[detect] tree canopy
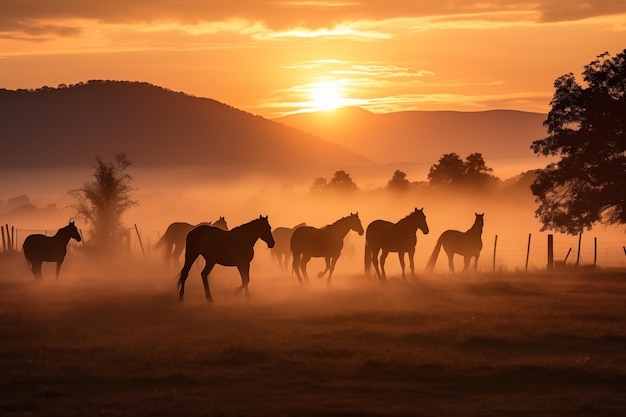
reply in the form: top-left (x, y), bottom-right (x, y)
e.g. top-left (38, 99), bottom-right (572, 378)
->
top-left (530, 50), bottom-right (626, 234)
top-left (386, 170), bottom-right (411, 193)
top-left (427, 152), bottom-right (498, 189)
top-left (311, 170), bottom-right (358, 193)
top-left (69, 153), bottom-right (137, 251)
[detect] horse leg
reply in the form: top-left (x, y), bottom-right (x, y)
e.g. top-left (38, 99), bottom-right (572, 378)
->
top-left (55, 260), bottom-right (63, 280)
top-left (462, 256), bottom-right (471, 273)
top-left (326, 256), bottom-right (339, 285)
top-left (31, 261), bottom-right (43, 280)
top-left (397, 251), bottom-right (406, 281)
top-left (283, 251), bottom-right (291, 273)
top-left (371, 248), bottom-right (383, 281)
top-left (178, 251), bottom-right (199, 302)
top-left (408, 248), bottom-right (416, 280)
top-left (300, 255), bottom-right (312, 282)
top-left (380, 251), bottom-right (389, 281)
top-left (473, 254), bottom-right (480, 273)
top-left (445, 249), bottom-right (455, 273)
top-left (173, 244), bottom-right (186, 268)
top-left (235, 263), bottom-right (251, 299)
top-left (317, 257), bottom-right (331, 279)
top-left (200, 261), bottom-right (215, 303)
top-left (292, 253), bottom-right (304, 283)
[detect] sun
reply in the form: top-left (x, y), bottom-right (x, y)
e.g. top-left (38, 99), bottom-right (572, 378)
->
top-left (307, 80), bottom-right (347, 112)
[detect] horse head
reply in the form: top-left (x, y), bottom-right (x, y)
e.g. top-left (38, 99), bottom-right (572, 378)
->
top-left (474, 213), bottom-right (485, 231)
top-left (66, 221), bottom-right (82, 242)
top-left (349, 212), bottom-right (365, 236)
top-left (413, 207), bottom-right (429, 235)
top-left (213, 216), bottom-right (229, 231)
top-left (258, 215), bottom-right (275, 248)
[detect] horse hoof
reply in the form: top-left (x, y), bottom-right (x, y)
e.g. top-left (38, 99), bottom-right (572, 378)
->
top-left (234, 286), bottom-right (243, 295)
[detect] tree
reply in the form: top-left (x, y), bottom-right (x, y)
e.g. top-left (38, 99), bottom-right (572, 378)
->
top-left (310, 177), bottom-right (328, 193)
top-left (386, 169), bottom-right (410, 193)
top-left (69, 153), bottom-right (137, 251)
top-left (311, 170), bottom-right (358, 193)
top-left (530, 50), bottom-right (626, 234)
top-left (427, 152), bottom-right (497, 188)
top-left (328, 170), bottom-right (358, 192)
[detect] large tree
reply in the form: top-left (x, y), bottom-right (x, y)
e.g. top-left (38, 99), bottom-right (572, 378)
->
top-left (530, 50), bottom-right (626, 234)
top-left (427, 152), bottom-right (497, 189)
top-left (69, 153), bottom-right (137, 251)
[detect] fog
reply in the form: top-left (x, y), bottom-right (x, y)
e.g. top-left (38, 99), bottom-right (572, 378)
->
top-left (2, 165), bottom-right (623, 289)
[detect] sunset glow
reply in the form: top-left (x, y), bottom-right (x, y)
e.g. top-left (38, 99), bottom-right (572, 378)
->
top-left (1, 1), bottom-right (625, 117)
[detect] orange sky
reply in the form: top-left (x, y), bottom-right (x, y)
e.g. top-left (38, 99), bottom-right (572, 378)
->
top-left (1, 1), bottom-right (625, 118)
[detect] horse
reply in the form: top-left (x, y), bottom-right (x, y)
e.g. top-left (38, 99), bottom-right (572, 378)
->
top-left (177, 215), bottom-right (275, 303)
top-left (155, 217), bottom-right (228, 266)
top-left (425, 213), bottom-right (484, 274)
top-left (271, 223), bottom-right (306, 272)
top-left (22, 221), bottom-right (82, 280)
top-left (290, 213), bottom-right (364, 284)
top-left (365, 207), bottom-right (429, 282)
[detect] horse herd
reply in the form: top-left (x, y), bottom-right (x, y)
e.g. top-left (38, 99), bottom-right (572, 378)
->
top-left (20, 210), bottom-right (484, 303)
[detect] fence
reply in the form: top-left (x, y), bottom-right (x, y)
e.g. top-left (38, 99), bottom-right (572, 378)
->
top-left (2, 223), bottom-right (625, 271)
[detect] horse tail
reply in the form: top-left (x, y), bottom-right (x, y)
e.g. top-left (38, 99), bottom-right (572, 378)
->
top-left (425, 234), bottom-right (444, 274)
top-left (364, 241), bottom-right (372, 276)
top-left (154, 233), bottom-right (167, 248)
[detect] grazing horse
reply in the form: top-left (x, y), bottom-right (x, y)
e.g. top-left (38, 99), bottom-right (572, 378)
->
top-left (425, 213), bottom-right (484, 274)
top-left (155, 217), bottom-right (228, 266)
top-left (365, 208), bottom-right (429, 281)
top-left (290, 213), bottom-right (364, 284)
top-left (22, 221), bottom-right (82, 279)
top-left (177, 216), bottom-right (275, 303)
top-left (271, 223), bottom-right (306, 272)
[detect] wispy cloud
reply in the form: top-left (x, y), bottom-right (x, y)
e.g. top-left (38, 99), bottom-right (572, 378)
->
top-left (2, 1), bottom-right (625, 42)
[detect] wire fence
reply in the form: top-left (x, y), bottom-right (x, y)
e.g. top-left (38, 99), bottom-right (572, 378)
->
top-left (3, 223), bottom-right (625, 271)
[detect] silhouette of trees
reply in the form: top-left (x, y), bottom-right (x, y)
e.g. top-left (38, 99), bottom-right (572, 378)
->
top-left (386, 169), bottom-right (410, 193)
top-left (427, 152), bottom-right (498, 189)
top-left (531, 50), bottom-right (626, 233)
top-left (69, 153), bottom-right (137, 251)
top-left (310, 170), bottom-right (358, 193)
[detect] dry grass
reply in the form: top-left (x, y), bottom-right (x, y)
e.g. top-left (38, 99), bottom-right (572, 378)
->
top-left (1, 252), bottom-right (625, 416)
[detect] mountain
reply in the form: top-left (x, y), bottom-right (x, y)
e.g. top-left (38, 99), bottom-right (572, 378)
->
top-left (0, 81), bottom-right (369, 171)
top-left (276, 107), bottom-right (548, 165)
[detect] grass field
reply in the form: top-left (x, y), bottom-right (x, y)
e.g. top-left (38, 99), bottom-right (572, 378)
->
top-left (1, 251), bottom-right (625, 416)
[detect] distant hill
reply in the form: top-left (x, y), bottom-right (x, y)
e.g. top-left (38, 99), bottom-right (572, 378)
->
top-left (0, 81), bottom-right (369, 171)
top-left (276, 107), bottom-right (548, 165)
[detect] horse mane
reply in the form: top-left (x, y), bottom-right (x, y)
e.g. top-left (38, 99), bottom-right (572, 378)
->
top-left (231, 216), bottom-right (267, 232)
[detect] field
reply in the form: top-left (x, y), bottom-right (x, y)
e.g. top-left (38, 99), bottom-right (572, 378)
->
top-left (1, 251), bottom-right (625, 417)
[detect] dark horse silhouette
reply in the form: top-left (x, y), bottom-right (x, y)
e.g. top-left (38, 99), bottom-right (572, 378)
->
top-left (177, 216), bottom-right (275, 303)
top-left (271, 223), bottom-right (306, 272)
top-left (22, 221), bottom-right (82, 279)
top-left (425, 213), bottom-right (484, 274)
top-left (365, 207), bottom-right (429, 281)
top-left (155, 217), bottom-right (228, 266)
top-left (290, 213), bottom-right (364, 284)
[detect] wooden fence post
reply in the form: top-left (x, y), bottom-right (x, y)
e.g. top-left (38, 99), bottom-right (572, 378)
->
top-left (547, 234), bottom-right (554, 270)
top-left (576, 232), bottom-right (582, 266)
top-left (525, 234), bottom-right (531, 272)
top-left (492, 235), bottom-right (498, 273)
top-left (134, 224), bottom-right (145, 257)
top-left (5, 224), bottom-right (11, 251)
